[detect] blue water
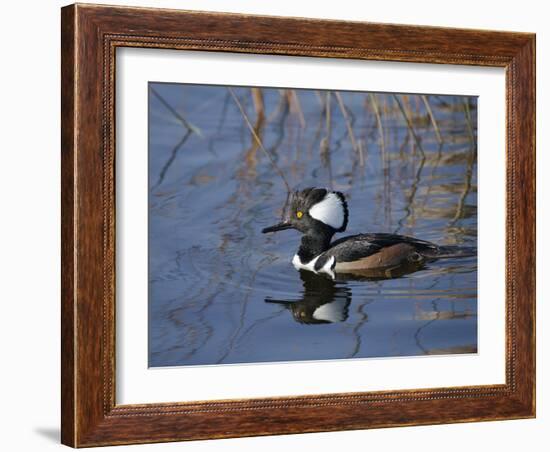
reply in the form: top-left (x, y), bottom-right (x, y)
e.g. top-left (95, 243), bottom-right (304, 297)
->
top-left (148, 83), bottom-right (477, 367)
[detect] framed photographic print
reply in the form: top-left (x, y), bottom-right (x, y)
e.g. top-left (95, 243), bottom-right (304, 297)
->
top-left (61, 3), bottom-right (536, 447)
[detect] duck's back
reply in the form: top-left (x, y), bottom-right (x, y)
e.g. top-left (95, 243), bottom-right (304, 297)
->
top-left (316, 233), bottom-right (440, 272)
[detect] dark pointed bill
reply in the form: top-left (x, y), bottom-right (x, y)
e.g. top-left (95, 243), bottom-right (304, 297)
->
top-left (262, 222), bottom-right (294, 233)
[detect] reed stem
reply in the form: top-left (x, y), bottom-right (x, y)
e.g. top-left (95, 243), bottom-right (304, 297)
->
top-left (421, 95), bottom-right (443, 145)
top-left (335, 92), bottom-right (364, 166)
top-left (228, 88), bottom-right (291, 193)
top-left (393, 94), bottom-right (424, 156)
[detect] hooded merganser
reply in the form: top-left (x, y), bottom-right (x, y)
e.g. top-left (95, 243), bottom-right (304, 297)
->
top-left (262, 187), bottom-right (475, 279)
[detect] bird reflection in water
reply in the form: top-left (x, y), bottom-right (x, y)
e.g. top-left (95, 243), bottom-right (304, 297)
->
top-left (266, 261), bottom-right (425, 325)
top-left (266, 270), bottom-right (352, 324)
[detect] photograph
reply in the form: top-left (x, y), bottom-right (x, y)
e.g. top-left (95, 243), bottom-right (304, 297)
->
top-left (147, 83), bottom-right (478, 367)
top-left (52, 1), bottom-right (536, 448)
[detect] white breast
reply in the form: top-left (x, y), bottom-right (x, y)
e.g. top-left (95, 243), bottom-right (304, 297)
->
top-left (292, 254), bottom-right (319, 271)
top-left (292, 254), bottom-right (335, 279)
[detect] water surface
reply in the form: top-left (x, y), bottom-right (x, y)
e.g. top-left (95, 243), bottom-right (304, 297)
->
top-left (148, 84), bottom-right (478, 367)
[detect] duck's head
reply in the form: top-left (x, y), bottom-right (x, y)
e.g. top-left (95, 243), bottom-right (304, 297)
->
top-left (262, 187), bottom-right (349, 236)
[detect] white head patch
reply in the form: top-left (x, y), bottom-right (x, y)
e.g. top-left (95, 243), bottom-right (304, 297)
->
top-left (309, 192), bottom-right (347, 230)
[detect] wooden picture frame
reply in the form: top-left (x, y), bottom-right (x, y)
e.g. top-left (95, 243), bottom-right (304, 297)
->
top-left (61, 3), bottom-right (535, 447)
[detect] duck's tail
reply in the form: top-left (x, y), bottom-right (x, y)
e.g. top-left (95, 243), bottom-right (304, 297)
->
top-left (422, 245), bottom-right (477, 259)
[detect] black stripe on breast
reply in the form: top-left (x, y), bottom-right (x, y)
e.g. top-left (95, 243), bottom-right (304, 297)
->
top-left (313, 254), bottom-right (336, 272)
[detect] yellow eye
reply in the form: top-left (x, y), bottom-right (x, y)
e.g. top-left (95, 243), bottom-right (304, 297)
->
top-left (296, 211), bottom-right (303, 219)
